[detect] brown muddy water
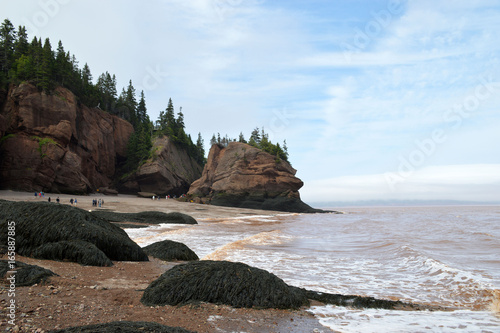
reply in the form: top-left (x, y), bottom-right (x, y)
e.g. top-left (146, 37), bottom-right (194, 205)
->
top-left (127, 206), bottom-right (500, 332)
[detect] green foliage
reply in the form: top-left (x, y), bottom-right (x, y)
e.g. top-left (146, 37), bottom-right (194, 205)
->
top-left (30, 136), bottom-right (56, 158)
top-left (211, 127), bottom-right (290, 163)
top-left (155, 99), bottom-right (206, 166)
top-left (1, 18), bottom-right (206, 175)
top-left (0, 133), bottom-right (15, 145)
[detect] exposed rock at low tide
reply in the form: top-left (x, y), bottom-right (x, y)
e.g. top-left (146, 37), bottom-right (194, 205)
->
top-left (0, 260), bottom-right (56, 286)
top-left (142, 240), bottom-right (199, 262)
top-left (141, 260), bottom-right (309, 309)
top-left (188, 142), bottom-right (325, 213)
top-left (0, 200), bottom-right (148, 266)
top-left (49, 321), bottom-right (196, 333)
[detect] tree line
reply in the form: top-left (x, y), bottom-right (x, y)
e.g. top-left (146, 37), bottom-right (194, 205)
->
top-left (210, 127), bottom-right (289, 163)
top-left (0, 18), bottom-right (205, 173)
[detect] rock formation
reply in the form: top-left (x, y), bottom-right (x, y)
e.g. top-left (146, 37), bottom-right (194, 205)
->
top-left (142, 240), bottom-right (199, 262)
top-left (0, 83), bottom-right (133, 193)
top-left (118, 136), bottom-right (203, 196)
top-left (188, 142), bottom-right (322, 213)
top-left (0, 260), bottom-right (57, 287)
top-left (0, 200), bottom-right (149, 265)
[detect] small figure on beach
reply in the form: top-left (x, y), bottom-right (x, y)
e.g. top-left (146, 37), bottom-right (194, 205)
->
top-left (70, 198), bottom-right (74, 205)
top-left (48, 197), bottom-right (51, 202)
top-left (56, 197), bottom-right (60, 203)
top-left (74, 198), bottom-right (77, 206)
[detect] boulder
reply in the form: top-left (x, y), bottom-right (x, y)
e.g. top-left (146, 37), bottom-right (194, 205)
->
top-left (0, 260), bottom-right (56, 287)
top-left (142, 240), bottom-right (199, 261)
top-left (0, 83), bottom-right (133, 193)
top-left (0, 200), bottom-right (148, 265)
top-left (188, 142), bottom-right (323, 213)
top-left (91, 211), bottom-right (198, 225)
top-left (119, 136), bottom-right (203, 196)
top-left (49, 321), bottom-right (195, 333)
top-left (32, 240), bottom-right (113, 267)
top-left (140, 260), bottom-right (431, 311)
top-left (140, 260), bottom-right (309, 309)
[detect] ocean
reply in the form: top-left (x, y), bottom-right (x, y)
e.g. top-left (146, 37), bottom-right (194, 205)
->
top-left (125, 205), bottom-right (500, 332)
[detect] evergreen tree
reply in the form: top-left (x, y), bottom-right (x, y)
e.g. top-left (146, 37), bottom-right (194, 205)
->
top-left (0, 19), bottom-right (16, 76)
top-left (210, 134), bottom-right (217, 146)
top-left (196, 132), bottom-right (205, 164)
top-left (249, 127), bottom-right (260, 147)
top-left (14, 25), bottom-right (28, 58)
top-left (137, 90), bottom-right (147, 123)
top-left (37, 38), bottom-right (53, 92)
top-left (238, 132), bottom-right (246, 143)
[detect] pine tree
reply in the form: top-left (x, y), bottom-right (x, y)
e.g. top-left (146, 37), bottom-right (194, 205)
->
top-left (14, 25), bottom-right (28, 58)
top-left (196, 132), bottom-right (205, 164)
top-left (249, 127), bottom-right (260, 147)
top-left (238, 132), bottom-right (246, 143)
top-left (37, 38), bottom-right (53, 92)
top-left (137, 90), bottom-right (147, 123)
top-left (0, 19), bottom-right (16, 76)
top-left (210, 134), bottom-right (217, 146)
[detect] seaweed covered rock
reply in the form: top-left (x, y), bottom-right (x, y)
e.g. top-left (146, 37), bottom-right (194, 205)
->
top-left (32, 240), bottom-right (113, 267)
top-left (141, 260), bottom-right (308, 309)
top-left (143, 240), bottom-right (199, 262)
top-left (91, 211), bottom-right (197, 225)
top-left (0, 200), bottom-right (148, 265)
top-left (49, 321), bottom-right (195, 333)
top-left (0, 260), bottom-right (56, 286)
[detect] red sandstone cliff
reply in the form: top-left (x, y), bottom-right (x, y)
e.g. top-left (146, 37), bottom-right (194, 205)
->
top-left (188, 142), bottom-right (321, 213)
top-left (0, 83), bottom-right (133, 193)
top-left (118, 136), bottom-right (203, 196)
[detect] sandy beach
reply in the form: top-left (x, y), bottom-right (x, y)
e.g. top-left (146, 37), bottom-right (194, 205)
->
top-left (0, 190), bottom-right (329, 332)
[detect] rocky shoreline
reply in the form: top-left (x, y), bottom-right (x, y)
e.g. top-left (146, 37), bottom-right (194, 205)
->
top-left (0, 191), bottom-right (438, 332)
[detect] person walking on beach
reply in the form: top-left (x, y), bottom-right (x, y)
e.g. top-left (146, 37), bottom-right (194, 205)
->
top-left (74, 198), bottom-right (77, 206)
top-left (48, 197), bottom-right (51, 202)
top-left (70, 198), bottom-right (74, 205)
top-left (56, 197), bottom-right (60, 203)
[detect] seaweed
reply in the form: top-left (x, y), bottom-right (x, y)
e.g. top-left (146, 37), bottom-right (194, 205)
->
top-left (141, 260), bottom-right (309, 309)
top-left (0, 200), bottom-right (148, 264)
top-left (32, 240), bottom-right (113, 267)
top-left (143, 240), bottom-right (199, 262)
top-left (48, 321), bottom-right (196, 333)
top-left (91, 211), bottom-right (198, 225)
top-left (0, 260), bottom-right (56, 287)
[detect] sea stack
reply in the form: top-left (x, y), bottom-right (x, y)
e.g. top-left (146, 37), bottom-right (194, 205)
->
top-left (188, 142), bottom-right (322, 213)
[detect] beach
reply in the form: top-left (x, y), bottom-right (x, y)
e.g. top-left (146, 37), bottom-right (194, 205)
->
top-left (0, 191), bottom-right (328, 332)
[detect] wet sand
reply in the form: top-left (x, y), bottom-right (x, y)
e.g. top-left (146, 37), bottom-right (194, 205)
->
top-left (0, 190), bottom-right (330, 332)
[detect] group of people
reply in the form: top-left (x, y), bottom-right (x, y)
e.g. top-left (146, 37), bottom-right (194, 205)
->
top-left (69, 198), bottom-right (78, 205)
top-left (92, 198), bottom-right (104, 207)
top-left (153, 194), bottom-right (186, 200)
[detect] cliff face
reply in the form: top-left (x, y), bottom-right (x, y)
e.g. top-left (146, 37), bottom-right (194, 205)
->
top-left (118, 136), bottom-right (203, 196)
top-left (0, 83), bottom-right (133, 193)
top-left (188, 142), bottom-right (320, 213)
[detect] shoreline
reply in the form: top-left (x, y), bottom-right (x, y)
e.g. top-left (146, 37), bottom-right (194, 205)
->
top-left (0, 190), bottom-right (291, 220)
top-left (0, 190), bottom-right (330, 332)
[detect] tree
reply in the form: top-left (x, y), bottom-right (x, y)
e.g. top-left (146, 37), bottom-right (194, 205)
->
top-left (14, 25), bottom-right (28, 58)
top-left (137, 90), bottom-right (147, 123)
top-left (238, 132), bottom-right (246, 143)
top-left (0, 19), bottom-right (16, 76)
top-left (210, 134), bottom-right (217, 146)
top-left (37, 38), bottom-right (53, 92)
top-left (196, 132), bottom-right (205, 163)
top-left (249, 127), bottom-right (260, 147)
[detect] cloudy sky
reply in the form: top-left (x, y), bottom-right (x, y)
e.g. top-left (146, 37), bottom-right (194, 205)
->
top-left (3, 0), bottom-right (500, 204)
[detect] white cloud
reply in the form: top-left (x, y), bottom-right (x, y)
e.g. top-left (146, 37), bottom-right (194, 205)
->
top-left (301, 164), bottom-right (500, 203)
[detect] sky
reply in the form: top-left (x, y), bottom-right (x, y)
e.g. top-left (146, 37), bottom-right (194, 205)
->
top-left (2, 0), bottom-right (500, 204)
